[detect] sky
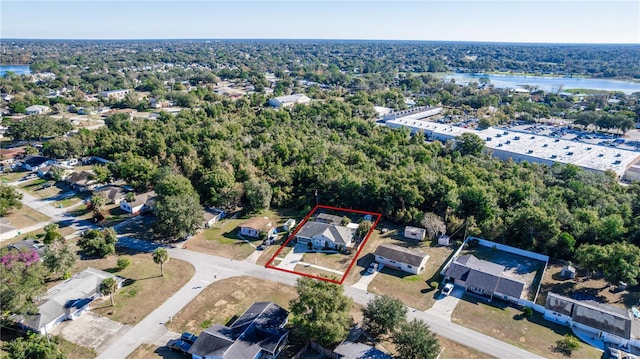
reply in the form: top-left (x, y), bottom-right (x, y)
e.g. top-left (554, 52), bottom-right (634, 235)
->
top-left (1, 1), bottom-right (639, 44)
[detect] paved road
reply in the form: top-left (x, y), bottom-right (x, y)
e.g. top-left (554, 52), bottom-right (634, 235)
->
top-left (2, 187), bottom-right (95, 241)
top-left (98, 239), bottom-right (546, 359)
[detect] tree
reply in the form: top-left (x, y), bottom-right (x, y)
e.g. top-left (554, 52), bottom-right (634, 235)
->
top-left (289, 277), bottom-right (353, 345)
top-left (77, 229), bottom-right (116, 257)
top-left (42, 242), bottom-right (76, 279)
top-left (117, 256), bottom-right (131, 270)
top-left (455, 133), bottom-right (485, 156)
top-left (555, 334), bottom-right (580, 356)
top-left (244, 178), bottom-right (272, 212)
top-left (90, 194), bottom-right (106, 222)
top-left (421, 212), bottom-right (446, 241)
top-left (362, 295), bottom-right (407, 339)
top-left (0, 248), bottom-right (46, 319)
top-left (100, 277), bottom-right (118, 306)
top-left (153, 247), bottom-right (169, 277)
top-left (0, 184), bottom-right (23, 216)
top-left (392, 319), bottom-right (440, 359)
top-left (154, 193), bottom-right (203, 240)
top-left (2, 335), bottom-right (66, 359)
top-left (43, 223), bottom-right (62, 245)
top-left (356, 220), bottom-right (373, 240)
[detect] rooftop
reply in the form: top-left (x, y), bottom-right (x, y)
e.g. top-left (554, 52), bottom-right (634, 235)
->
top-left (384, 120), bottom-right (640, 177)
top-left (374, 243), bottom-right (428, 267)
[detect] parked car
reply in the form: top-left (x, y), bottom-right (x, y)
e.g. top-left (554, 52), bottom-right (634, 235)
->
top-left (442, 283), bottom-right (455, 296)
top-left (367, 262), bottom-right (379, 274)
top-left (167, 339), bottom-right (191, 353)
top-left (180, 332), bottom-right (198, 344)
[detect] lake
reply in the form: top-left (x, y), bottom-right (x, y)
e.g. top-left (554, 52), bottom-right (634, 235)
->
top-left (443, 73), bottom-right (640, 95)
top-left (0, 65), bottom-right (31, 76)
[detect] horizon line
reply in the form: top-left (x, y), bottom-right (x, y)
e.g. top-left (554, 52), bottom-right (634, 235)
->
top-left (1, 37), bottom-right (639, 46)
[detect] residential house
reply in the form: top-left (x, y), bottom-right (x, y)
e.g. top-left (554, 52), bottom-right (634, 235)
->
top-left (315, 213), bottom-right (346, 226)
top-left (119, 191), bottom-right (156, 215)
top-left (373, 243), bottom-right (429, 275)
top-left (7, 238), bottom-right (46, 259)
top-left (268, 94), bottom-right (311, 108)
top-left (38, 164), bottom-right (70, 179)
top-left (98, 89), bottom-right (131, 100)
top-left (333, 340), bottom-right (392, 359)
top-left (544, 293), bottom-right (640, 350)
top-left (22, 156), bottom-right (53, 171)
top-left (188, 301), bottom-right (289, 359)
top-left (239, 217), bottom-right (276, 238)
top-left (92, 185), bottom-right (127, 204)
top-left (444, 255), bottom-right (526, 303)
top-left (202, 208), bottom-right (225, 228)
top-left (0, 147), bottom-right (25, 166)
top-left (25, 105), bottom-right (50, 115)
top-left (404, 226), bottom-right (427, 241)
top-left (295, 221), bottom-right (356, 250)
top-left (14, 267), bottom-right (124, 335)
top-left (66, 170), bottom-right (98, 192)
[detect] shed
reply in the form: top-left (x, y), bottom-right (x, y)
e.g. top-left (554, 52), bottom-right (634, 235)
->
top-left (437, 235), bottom-right (450, 246)
top-left (560, 264), bottom-right (576, 279)
top-left (404, 226), bottom-right (426, 241)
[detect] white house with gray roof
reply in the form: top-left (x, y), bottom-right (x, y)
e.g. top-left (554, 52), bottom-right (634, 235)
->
top-left (444, 254), bottom-right (526, 303)
top-left (295, 221), bottom-right (355, 250)
top-left (544, 292), bottom-right (640, 351)
top-left (373, 243), bottom-right (429, 275)
top-left (14, 267), bottom-right (124, 335)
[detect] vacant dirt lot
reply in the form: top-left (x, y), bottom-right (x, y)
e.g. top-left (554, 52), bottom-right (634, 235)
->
top-left (2, 204), bottom-right (49, 229)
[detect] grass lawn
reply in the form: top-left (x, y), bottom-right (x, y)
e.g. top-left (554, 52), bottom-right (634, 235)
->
top-left (2, 204), bottom-right (50, 229)
top-left (126, 344), bottom-right (186, 359)
top-left (293, 264), bottom-right (342, 281)
top-left (188, 223), bottom-right (256, 260)
top-left (302, 251), bottom-right (353, 272)
top-left (438, 336), bottom-right (496, 359)
top-left (345, 222), bottom-right (454, 311)
top-left (69, 249), bottom-right (195, 325)
top-left (167, 276), bottom-right (299, 334)
top-left (0, 169), bottom-right (29, 183)
top-left (58, 337), bottom-right (97, 359)
top-left (452, 296), bottom-right (602, 359)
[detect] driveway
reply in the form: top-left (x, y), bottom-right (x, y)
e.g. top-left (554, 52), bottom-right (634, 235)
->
top-left (276, 242), bottom-right (307, 271)
top-left (351, 264), bottom-right (383, 291)
top-left (50, 311), bottom-right (132, 354)
top-left (426, 286), bottom-right (465, 321)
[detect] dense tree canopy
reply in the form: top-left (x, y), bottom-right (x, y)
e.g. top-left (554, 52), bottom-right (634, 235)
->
top-left (289, 277), bottom-right (353, 345)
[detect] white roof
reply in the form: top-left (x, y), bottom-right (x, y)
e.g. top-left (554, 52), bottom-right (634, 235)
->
top-left (26, 105), bottom-right (50, 112)
top-left (272, 94), bottom-right (308, 104)
top-left (385, 119), bottom-right (640, 178)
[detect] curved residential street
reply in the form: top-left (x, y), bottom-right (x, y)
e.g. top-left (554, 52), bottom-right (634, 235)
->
top-left (97, 239), bottom-right (546, 359)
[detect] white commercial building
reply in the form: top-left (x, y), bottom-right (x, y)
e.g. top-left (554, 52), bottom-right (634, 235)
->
top-left (268, 94), bottom-right (311, 108)
top-left (385, 118), bottom-right (640, 179)
top-left (98, 89), bottom-right (131, 100)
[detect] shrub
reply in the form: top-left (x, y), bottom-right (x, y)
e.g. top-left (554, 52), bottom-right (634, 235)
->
top-left (429, 281), bottom-right (439, 290)
top-left (522, 307), bottom-right (534, 317)
top-left (555, 334), bottom-right (580, 356)
top-left (117, 256), bottom-right (131, 270)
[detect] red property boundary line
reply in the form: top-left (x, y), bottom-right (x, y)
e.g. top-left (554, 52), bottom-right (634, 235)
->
top-left (265, 205), bottom-right (382, 285)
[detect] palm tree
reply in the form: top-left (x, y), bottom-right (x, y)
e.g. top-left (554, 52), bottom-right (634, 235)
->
top-left (153, 247), bottom-right (169, 277)
top-left (125, 192), bottom-right (136, 204)
top-left (100, 277), bottom-right (118, 306)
